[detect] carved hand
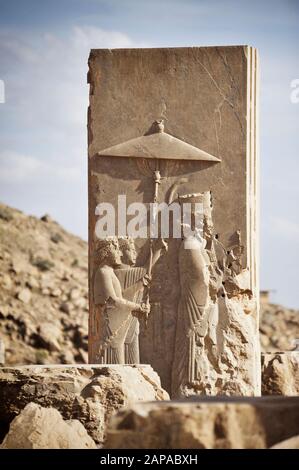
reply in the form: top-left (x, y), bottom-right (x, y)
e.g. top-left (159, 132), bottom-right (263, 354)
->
top-left (140, 302), bottom-right (151, 315)
top-left (132, 302), bottom-right (151, 319)
top-left (143, 273), bottom-right (152, 286)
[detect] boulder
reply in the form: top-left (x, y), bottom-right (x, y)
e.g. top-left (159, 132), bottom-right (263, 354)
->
top-left (105, 397), bottom-right (299, 449)
top-left (34, 322), bottom-right (62, 352)
top-left (0, 365), bottom-right (169, 445)
top-left (17, 288), bottom-right (32, 304)
top-left (262, 352), bottom-right (299, 395)
top-left (1, 402), bottom-right (96, 449)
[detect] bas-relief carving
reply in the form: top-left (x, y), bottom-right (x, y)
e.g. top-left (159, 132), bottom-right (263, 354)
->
top-left (172, 192), bottom-right (214, 397)
top-left (171, 192), bottom-right (258, 397)
top-left (114, 237), bottom-right (144, 364)
top-left (92, 236), bottom-right (167, 364)
top-left (92, 237), bottom-right (148, 364)
top-left (98, 120), bottom-right (221, 163)
top-left (115, 237), bottom-right (167, 363)
top-left (90, 120), bottom-right (258, 397)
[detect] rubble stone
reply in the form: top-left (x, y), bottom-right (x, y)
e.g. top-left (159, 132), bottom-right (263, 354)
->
top-left (0, 402), bottom-right (97, 449)
top-left (105, 397), bottom-right (299, 449)
top-left (0, 365), bottom-right (169, 445)
top-left (17, 288), bottom-right (32, 304)
top-left (262, 352), bottom-right (299, 395)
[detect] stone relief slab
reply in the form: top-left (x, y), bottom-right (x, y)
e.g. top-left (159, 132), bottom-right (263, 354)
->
top-left (88, 46), bottom-right (260, 397)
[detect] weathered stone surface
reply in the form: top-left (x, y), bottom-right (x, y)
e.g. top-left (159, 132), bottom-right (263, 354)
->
top-left (0, 402), bottom-right (96, 449)
top-left (0, 365), bottom-right (169, 445)
top-left (35, 322), bottom-right (63, 352)
top-left (105, 397), bottom-right (299, 449)
top-left (17, 288), bottom-right (32, 304)
top-left (88, 46), bottom-right (260, 397)
top-left (271, 435), bottom-right (299, 449)
top-left (262, 352), bottom-right (299, 396)
top-left (1, 201), bottom-right (297, 384)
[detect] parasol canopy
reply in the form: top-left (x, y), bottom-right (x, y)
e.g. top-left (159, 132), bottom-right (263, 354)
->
top-left (97, 122), bottom-right (221, 162)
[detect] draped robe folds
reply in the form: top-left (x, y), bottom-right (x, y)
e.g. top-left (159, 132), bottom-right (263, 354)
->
top-left (114, 266), bottom-right (147, 364)
top-left (93, 266), bottom-right (130, 364)
top-left (93, 265), bottom-right (147, 364)
top-left (171, 239), bottom-right (211, 397)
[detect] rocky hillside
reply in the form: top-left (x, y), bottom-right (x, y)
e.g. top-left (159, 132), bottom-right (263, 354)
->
top-left (260, 302), bottom-right (299, 352)
top-left (0, 203), bottom-right (88, 365)
top-left (0, 202), bottom-right (298, 365)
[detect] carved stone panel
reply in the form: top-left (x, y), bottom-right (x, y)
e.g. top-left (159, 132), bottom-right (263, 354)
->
top-left (88, 46), bottom-right (260, 397)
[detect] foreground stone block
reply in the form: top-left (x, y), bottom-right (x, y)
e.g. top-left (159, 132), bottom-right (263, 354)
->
top-left (88, 46), bottom-right (260, 397)
top-left (262, 352), bottom-right (299, 395)
top-left (0, 365), bottom-right (169, 445)
top-left (105, 397), bottom-right (299, 449)
top-left (271, 435), bottom-right (299, 449)
top-left (1, 402), bottom-right (96, 449)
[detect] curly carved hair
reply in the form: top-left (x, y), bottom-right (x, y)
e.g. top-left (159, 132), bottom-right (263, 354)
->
top-left (118, 236), bottom-right (135, 252)
top-left (94, 237), bottom-right (119, 266)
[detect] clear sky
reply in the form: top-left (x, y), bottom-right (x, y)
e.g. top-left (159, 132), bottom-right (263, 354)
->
top-left (0, 0), bottom-right (298, 308)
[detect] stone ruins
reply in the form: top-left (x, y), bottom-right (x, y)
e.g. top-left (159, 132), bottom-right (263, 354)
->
top-left (88, 46), bottom-right (260, 398)
top-left (1, 46), bottom-right (299, 450)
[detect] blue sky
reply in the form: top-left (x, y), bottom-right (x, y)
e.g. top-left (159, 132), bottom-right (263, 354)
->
top-left (0, 0), bottom-right (298, 308)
